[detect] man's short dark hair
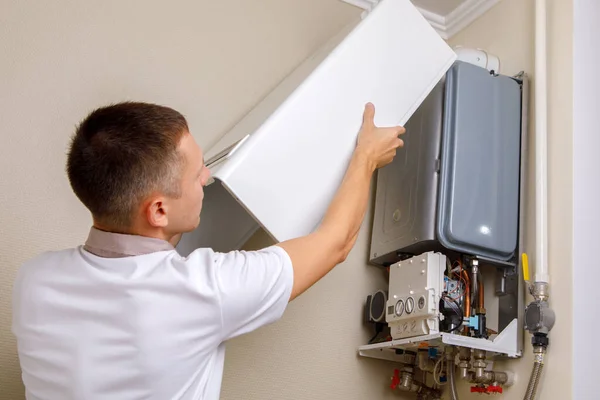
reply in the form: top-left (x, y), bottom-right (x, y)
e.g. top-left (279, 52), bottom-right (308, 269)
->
top-left (67, 102), bottom-right (189, 229)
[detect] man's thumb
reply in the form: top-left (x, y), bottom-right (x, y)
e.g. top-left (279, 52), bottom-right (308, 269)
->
top-left (362, 102), bottom-right (375, 127)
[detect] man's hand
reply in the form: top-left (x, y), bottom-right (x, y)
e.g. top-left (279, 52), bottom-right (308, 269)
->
top-left (355, 102), bottom-right (406, 170)
top-left (278, 103), bottom-right (405, 300)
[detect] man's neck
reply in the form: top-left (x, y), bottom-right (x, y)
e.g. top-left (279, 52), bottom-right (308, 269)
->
top-left (92, 221), bottom-right (174, 244)
top-left (84, 226), bottom-right (175, 258)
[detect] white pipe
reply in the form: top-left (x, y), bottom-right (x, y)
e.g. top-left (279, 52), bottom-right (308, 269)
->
top-left (535, 0), bottom-right (549, 284)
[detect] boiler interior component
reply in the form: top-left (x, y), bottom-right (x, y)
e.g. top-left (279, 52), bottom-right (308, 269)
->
top-left (366, 290), bottom-right (388, 324)
top-left (362, 252), bottom-right (519, 397)
top-left (386, 252), bottom-right (445, 340)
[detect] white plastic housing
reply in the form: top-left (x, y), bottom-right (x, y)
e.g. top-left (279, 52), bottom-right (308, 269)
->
top-left (178, 0), bottom-right (456, 253)
top-left (454, 46), bottom-right (501, 73)
top-left (386, 252), bottom-right (445, 340)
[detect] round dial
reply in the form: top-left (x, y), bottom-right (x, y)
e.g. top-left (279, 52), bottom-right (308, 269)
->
top-left (418, 296), bottom-right (426, 310)
top-left (405, 297), bottom-right (415, 314)
top-left (395, 299), bottom-right (404, 317)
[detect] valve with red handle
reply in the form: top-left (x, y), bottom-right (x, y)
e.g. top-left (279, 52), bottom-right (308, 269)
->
top-left (390, 369), bottom-right (400, 390)
top-left (470, 385), bottom-right (503, 394)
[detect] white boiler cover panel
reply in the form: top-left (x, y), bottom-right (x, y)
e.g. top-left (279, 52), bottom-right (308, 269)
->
top-left (211, 0), bottom-right (456, 243)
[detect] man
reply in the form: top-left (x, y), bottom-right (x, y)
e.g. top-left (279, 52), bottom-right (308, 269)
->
top-left (12, 101), bottom-right (404, 399)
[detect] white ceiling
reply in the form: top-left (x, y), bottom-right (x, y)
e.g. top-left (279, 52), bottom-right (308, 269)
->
top-left (340, 0), bottom-right (501, 39)
top-left (411, 0), bottom-right (468, 16)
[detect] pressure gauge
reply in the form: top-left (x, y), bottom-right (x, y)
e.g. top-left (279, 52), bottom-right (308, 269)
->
top-left (405, 297), bottom-right (415, 314)
top-left (395, 299), bottom-right (404, 316)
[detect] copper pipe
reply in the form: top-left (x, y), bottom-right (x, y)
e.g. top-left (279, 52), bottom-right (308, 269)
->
top-left (461, 269), bottom-right (471, 335)
top-left (461, 270), bottom-right (471, 317)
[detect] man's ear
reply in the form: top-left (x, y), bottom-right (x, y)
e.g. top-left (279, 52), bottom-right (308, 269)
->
top-left (145, 196), bottom-right (169, 228)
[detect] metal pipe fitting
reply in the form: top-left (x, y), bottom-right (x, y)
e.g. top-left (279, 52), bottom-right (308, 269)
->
top-left (473, 349), bottom-right (485, 361)
top-left (394, 366), bottom-right (441, 399)
top-left (472, 349), bottom-right (492, 384)
top-left (458, 348), bottom-right (514, 386)
top-left (397, 369), bottom-right (419, 392)
top-left (458, 347), bottom-right (472, 380)
top-left (459, 347), bottom-right (471, 360)
top-left (525, 300), bottom-right (555, 336)
top-left (459, 366), bottom-right (472, 381)
top-left (417, 350), bottom-right (435, 372)
top-left (471, 259), bottom-right (479, 310)
top-left (472, 349), bottom-right (487, 382)
top-left (532, 282), bottom-right (549, 302)
top-left (473, 369), bottom-right (512, 385)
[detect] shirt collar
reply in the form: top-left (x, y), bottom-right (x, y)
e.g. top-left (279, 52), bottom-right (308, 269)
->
top-left (84, 227), bottom-right (175, 258)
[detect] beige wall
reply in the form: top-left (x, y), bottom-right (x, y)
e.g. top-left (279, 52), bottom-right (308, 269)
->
top-left (0, 1), bottom-right (360, 398)
top-left (448, 0), bottom-right (573, 398)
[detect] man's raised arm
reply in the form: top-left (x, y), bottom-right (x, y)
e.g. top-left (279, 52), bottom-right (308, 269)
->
top-left (277, 103), bottom-right (405, 300)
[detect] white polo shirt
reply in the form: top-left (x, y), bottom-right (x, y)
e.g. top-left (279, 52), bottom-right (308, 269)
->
top-left (12, 228), bottom-right (294, 400)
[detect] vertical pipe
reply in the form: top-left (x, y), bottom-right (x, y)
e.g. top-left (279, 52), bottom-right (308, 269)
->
top-left (461, 270), bottom-right (471, 318)
top-left (470, 260), bottom-right (479, 314)
top-left (524, 346), bottom-right (546, 400)
top-left (448, 350), bottom-right (460, 400)
top-left (535, 0), bottom-right (549, 284)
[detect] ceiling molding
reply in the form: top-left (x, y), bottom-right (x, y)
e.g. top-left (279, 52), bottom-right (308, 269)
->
top-left (433, 0), bottom-right (501, 39)
top-left (340, 0), bottom-right (379, 10)
top-left (340, 0), bottom-right (501, 40)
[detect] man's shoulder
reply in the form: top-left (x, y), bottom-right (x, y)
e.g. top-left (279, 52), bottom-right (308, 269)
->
top-left (21, 247), bottom-right (81, 268)
top-left (177, 247), bottom-right (216, 263)
top-left (184, 245), bottom-right (288, 261)
top-left (14, 247), bottom-right (82, 287)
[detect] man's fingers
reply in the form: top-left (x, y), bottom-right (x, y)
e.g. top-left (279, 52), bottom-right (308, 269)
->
top-left (362, 102), bottom-right (375, 128)
top-left (392, 126), bottom-right (406, 137)
top-left (386, 126), bottom-right (405, 138)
